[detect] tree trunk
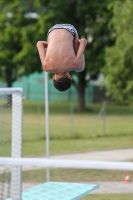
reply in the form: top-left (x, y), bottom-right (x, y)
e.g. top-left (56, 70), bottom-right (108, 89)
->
top-left (5, 68), bottom-right (13, 87)
top-left (77, 69), bottom-right (87, 111)
top-left (77, 84), bottom-right (86, 111)
top-left (5, 68), bottom-right (14, 107)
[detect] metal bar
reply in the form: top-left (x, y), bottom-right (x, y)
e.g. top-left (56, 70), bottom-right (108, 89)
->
top-left (44, 72), bottom-right (50, 181)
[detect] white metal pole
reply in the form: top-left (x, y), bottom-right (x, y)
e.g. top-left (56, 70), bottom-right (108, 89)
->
top-left (102, 101), bottom-right (106, 136)
top-left (11, 90), bottom-right (23, 200)
top-left (1, 158), bottom-right (133, 171)
top-left (70, 102), bottom-right (74, 138)
top-left (44, 72), bottom-right (50, 181)
top-left (90, 105), bottom-right (104, 137)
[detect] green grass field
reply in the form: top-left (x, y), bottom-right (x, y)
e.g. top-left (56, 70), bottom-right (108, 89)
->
top-left (81, 194), bottom-right (133, 200)
top-left (22, 168), bottom-right (133, 182)
top-left (1, 100), bottom-right (133, 198)
top-left (22, 100), bottom-right (133, 156)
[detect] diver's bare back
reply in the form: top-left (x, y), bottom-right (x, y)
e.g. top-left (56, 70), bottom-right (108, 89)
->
top-left (45, 29), bottom-right (77, 73)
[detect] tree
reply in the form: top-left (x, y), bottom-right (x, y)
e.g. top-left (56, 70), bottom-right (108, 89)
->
top-left (0, 0), bottom-right (114, 111)
top-left (0, 0), bottom-right (41, 87)
top-left (103, 0), bottom-right (133, 104)
top-left (34, 0), bottom-right (114, 111)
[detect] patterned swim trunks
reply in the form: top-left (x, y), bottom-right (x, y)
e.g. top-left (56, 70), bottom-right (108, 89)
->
top-left (47, 24), bottom-right (77, 38)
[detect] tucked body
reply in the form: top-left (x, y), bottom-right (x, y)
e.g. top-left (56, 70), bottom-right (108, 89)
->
top-left (36, 24), bottom-right (87, 91)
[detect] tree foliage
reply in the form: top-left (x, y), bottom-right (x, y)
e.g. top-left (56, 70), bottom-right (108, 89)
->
top-left (0, 0), bottom-right (41, 86)
top-left (0, 0), bottom-right (114, 110)
top-left (103, 0), bottom-right (133, 104)
top-left (35, 0), bottom-right (114, 110)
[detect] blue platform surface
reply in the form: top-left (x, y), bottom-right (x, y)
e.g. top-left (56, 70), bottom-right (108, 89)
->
top-left (6, 182), bottom-right (99, 200)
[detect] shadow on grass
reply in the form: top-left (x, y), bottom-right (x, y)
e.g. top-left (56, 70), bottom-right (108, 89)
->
top-left (24, 100), bottom-right (133, 116)
top-left (24, 131), bottom-right (133, 141)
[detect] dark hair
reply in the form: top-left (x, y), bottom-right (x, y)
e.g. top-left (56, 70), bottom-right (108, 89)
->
top-left (53, 76), bottom-right (72, 92)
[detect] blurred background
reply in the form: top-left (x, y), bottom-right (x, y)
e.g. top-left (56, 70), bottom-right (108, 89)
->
top-left (0, 0), bottom-right (133, 199)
